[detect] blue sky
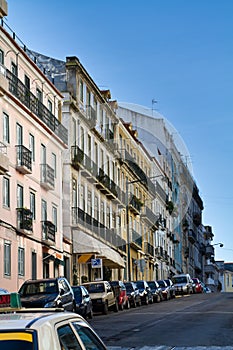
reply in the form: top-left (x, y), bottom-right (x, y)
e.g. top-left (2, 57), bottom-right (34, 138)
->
top-left (6, 0), bottom-right (233, 261)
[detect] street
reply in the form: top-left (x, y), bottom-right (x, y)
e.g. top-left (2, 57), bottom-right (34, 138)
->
top-left (89, 292), bottom-right (233, 350)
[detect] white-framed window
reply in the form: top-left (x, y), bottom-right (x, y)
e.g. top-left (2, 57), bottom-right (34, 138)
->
top-left (72, 178), bottom-right (77, 208)
top-left (18, 247), bottom-right (25, 276)
top-left (29, 133), bottom-right (35, 161)
top-left (3, 176), bottom-right (10, 207)
top-left (3, 112), bottom-right (9, 143)
top-left (4, 241), bottom-right (11, 276)
top-left (52, 152), bottom-right (57, 178)
top-left (17, 184), bottom-right (23, 208)
top-left (79, 79), bottom-right (84, 102)
top-left (30, 191), bottom-right (36, 220)
top-left (48, 99), bottom-right (53, 113)
top-left (52, 205), bottom-right (57, 232)
top-left (87, 190), bottom-right (92, 216)
top-left (0, 48), bottom-right (4, 65)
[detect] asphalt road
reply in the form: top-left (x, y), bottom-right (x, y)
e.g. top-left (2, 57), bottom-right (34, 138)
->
top-left (89, 292), bottom-right (233, 350)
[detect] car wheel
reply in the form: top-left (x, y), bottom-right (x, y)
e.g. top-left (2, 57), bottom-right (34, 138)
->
top-left (145, 296), bottom-right (149, 305)
top-left (137, 298), bottom-right (142, 307)
top-left (103, 303), bottom-right (108, 315)
top-left (132, 299), bottom-right (137, 308)
top-left (149, 297), bottom-right (153, 304)
top-left (119, 302), bottom-right (124, 311)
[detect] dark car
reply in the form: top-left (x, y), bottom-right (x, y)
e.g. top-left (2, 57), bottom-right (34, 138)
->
top-left (110, 280), bottom-right (130, 310)
top-left (157, 280), bottom-right (171, 300)
top-left (147, 281), bottom-right (163, 302)
top-left (135, 280), bottom-right (153, 305)
top-left (164, 279), bottom-right (176, 298)
top-left (72, 285), bottom-right (93, 319)
top-left (124, 281), bottom-right (141, 308)
top-left (18, 277), bottom-right (75, 311)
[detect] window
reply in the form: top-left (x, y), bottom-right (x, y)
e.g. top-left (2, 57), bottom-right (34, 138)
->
top-left (86, 88), bottom-right (91, 106)
top-left (3, 177), bottom-right (10, 207)
top-left (79, 79), bottom-right (84, 102)
top-left (52, 152), bottom-right (57, 178)
top-left (4, 241), bottom-right (11, 276)
top-left (72, 322), bottom-right (106, 350)
top-left (0, 48), bottom-right (4, 65)
top-left (79, 185), bottom-right (85, 210)
top-left (87, 135), bottom-right (91, 157)
top-left (58, 324), bottom-right (82, 350)
top-left (18, 247), bottom-right (25, 276)
top-left (94, 196), bottom-right (98, 220)
top-left (52, 205), bottom-right (57, 232)
top-left (29, 133), bottom-right (35, 161)
top-left (17, 184), bottom-right (23, 208)
top-left (41, 199), bottom-right (47, 221)
top-left (80, 127), bottom-right (84, 151)
top-left (72, 178), bottom-right (77, 208)
top-left (11, 62), bottom-right (17, 76)
top-left (3, 112), bottom-right (9, 143)
top-left (16, 123), bottom-right (23, 145)
top-left (87, 190), bottom-right (91, 215)
top-left (30, 191), bottom-right (36, 220)
top-left (48, 99), bottom-right (53, 113)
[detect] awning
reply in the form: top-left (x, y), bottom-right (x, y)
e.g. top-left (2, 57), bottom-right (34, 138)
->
top-left (78, 254), bottom-right (93, 264)
top-left (73, 230), bottom-right (125, 268)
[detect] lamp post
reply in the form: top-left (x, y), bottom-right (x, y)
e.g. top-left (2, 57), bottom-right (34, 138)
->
top-left (126, 174), bottom-right (166, 281)
top-left (212, 243), bottom-right (224, 248)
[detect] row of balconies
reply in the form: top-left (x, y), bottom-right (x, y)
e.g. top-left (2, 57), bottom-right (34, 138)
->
top-left (2, 68), bottom-right (68, 144)
top-left (72, 207), bottom-right (127, 253)
top-left (16, 207), bottom-right (55, 245)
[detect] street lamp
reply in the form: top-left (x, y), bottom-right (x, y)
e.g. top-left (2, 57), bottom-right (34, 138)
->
top-left (212, 243), bottom-right (224, 248)
top-left (126, 174), bottom-right (166, 281)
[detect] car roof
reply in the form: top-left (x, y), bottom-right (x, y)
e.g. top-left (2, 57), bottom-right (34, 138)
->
top-left (0, 311), bottom-right (85, 330)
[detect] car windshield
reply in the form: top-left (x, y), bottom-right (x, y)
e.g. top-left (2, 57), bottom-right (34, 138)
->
top-left (173, 277), bottom-right (187, 284)
top-left (147, 282), bottom-right (155, 289)
top-left (72, 287), bottom-right (82, 297)
top-left (136, 282), bottom-right (144, 289)
top-left (19, 281), bottom-right (58, 295)
top-left (85, 283), bottom-right (104, 293)
top-left (157, 281), bottom-right (165, 287)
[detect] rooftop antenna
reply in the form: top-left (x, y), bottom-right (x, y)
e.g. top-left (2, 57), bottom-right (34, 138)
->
top-left (152, 98), bottom-right (158, 116)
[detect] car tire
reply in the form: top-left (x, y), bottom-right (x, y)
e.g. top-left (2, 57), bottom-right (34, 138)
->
top-left (132, 299), bottom-right (137, 308)
top-left (137, 298), bottom-right (142, 307)
top-left (145, 296), bottom-right (149, 305)
top-left (119, 302), bottom-right (124, 311)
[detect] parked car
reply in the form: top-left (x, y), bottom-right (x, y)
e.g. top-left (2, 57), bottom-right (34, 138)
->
top-left (192, 278), bottom-right (203, 293)
top-left (147, 281), bottom-right (163, 302)
top-left (135, 280), bottom-right (153, 305)
top-left (164, 279), bottom-right (176, 298)
top-left (0, 307), bottom-right (107, 350)
top-left (157, 280), bottom-right (171, 300)
top-left (172, 274), bottom-right (193, 295)
top-left (110, 280), bottom-right (130, 310)
top-left (124, 281), bottom-right (142, 307)
top-left (18, 277), bottom-right (75, 311)
top-left (82, 281), bottom-right (118, 314)
top-left (72, 285), bottom-right (93, 319)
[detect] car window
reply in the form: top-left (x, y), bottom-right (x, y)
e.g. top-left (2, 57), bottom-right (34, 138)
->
top-left (58, 324), bottom-right (82, 350)
top-left (73, 287), bottom-right (82, 298)
top-left (59, 279), bottom-right (70, 293)
top-left (85, 283), bottom-right (104, 293)
top-left (72, 322), bottom-right (106, 350)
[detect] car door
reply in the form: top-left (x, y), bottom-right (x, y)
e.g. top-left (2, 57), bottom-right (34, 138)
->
top-left (59, 278), bottom-right (73, 311)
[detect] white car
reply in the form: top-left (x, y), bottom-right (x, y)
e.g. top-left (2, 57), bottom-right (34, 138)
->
top-left (0, 309), bottom-right (107, 350)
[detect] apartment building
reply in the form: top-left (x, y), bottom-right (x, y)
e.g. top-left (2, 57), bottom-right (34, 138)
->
top-left (0, 5), bottom-right (69, 291)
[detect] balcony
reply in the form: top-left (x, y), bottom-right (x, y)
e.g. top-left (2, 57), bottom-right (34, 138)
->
top-left (144, 242), bottom-right (154, 256)
top-left (0, 142), bottom-right (9, 174)
top-left (141, 206), bottom-right (158, 229)
top-left (72, 207), bottom-right (126, 254)
top-left (40, 164), bottom-right (55, 190)
top-left (130, 229), bottom-right (142, 249)
top-left (17, 207), bottom-right (33, 234)
top-left (41, 221), bottom-right (56, 245)
top-left (188, 229), bottom-right (196, 244)
top-left (129, 194), bottom-right (143, 214)
top-left (205, 245), bottom-right (214, 256)
top-left (16, 145), bottom-right (32, 174)
top-left (71, 146), bottom-right (84, 171)
top-left (204, 264), bottom-right (216, 274)
top-left (156, 182), bottom-right (167, 202)
top-left (155, 246), bottom-right (163, 259)
top-left (85, 105), bottom-right (97, 127)
top-left (96, 168), bottom-right (118, 199)
top-left (6, 69), bottom-right (68, 144)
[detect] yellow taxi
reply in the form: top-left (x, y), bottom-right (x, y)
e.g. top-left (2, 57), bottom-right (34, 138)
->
top-left (0, 293), bottom-right (107, 350)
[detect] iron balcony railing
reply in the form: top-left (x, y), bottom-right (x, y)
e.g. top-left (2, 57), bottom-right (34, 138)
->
top-left (72, 207), bottom-right (126, 253)
top-left (6, 69), bottom-right (68, 144)
top-left (40, 164), bottom-right (55, 189)
top-left (15, 145), bottom-right (32, 171)
top-left (17, 207), bottom-right (33, 231)
top-left (41, 221), bottom-right (56, 242)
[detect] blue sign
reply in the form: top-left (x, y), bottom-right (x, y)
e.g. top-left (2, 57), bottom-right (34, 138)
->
top-left (91, 258), bottom-right (102, 268)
